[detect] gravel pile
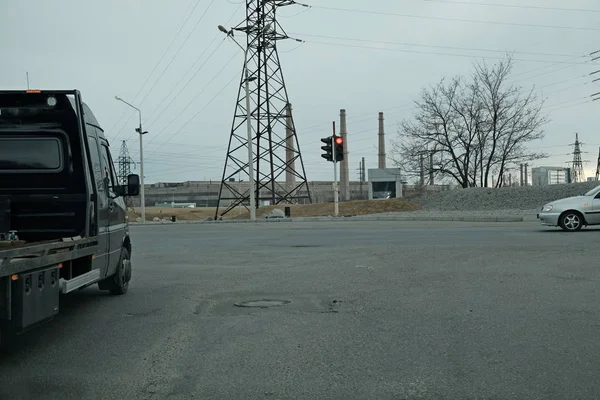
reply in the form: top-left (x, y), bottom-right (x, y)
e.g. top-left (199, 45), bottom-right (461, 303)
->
top-left (410, 181), bottom-right (600, 212)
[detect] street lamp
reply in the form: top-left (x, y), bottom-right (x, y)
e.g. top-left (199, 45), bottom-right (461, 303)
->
top-left (218, 25), bottom-right (257, 221)
top-left (115, 96), bottom-right (147, 224)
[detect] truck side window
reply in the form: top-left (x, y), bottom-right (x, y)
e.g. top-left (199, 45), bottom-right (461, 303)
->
top-left (101, 144), bottom-right (119, 193)
top-left (87, 134), bottom-right (104, 193)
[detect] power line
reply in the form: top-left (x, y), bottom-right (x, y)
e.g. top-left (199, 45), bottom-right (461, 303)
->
top-left (302, 39), bottom-right (598, 65)
top-left (292, 33), bottom-right (579, 58)
top-left (136, 52), bottom-right (238, 153)
top-left (143, 38), bottom-right (227, 130)
top-left (423, 0), bottom-right (600, 13)
top-left (138, 70), bottom-right (240, 160)
top-left (142, 3), bottom-right (244, 130)
top-left (511, 55), bottom-right (592, 82)
top-left (107, 0), bottom-right (204, 134)
top-left (115, 0), bottom-right (218, 141)
top-left (309, 5), bottom-right (600, 32)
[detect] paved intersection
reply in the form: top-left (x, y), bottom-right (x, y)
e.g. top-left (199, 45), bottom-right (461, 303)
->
top-left (1, 221), bottom-right (598, 399)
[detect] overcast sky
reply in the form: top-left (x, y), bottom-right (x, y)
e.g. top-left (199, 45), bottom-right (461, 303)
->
top-left (1, 0), bottom-right (599, 183)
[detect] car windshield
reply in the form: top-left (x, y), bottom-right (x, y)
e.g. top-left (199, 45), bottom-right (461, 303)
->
top-left (584, 185), bottom-right (600, 196)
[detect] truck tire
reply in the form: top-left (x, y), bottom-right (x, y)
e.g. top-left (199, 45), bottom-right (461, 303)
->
top-left (100, 247), bottom-right (132, 295)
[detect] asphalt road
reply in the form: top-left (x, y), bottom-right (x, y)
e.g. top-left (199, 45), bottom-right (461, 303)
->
top-left (1, 221), bottom-right (599, 400)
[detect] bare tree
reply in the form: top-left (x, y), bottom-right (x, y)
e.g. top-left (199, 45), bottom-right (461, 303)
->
top-left (390, 56), bottom-right (548, 188)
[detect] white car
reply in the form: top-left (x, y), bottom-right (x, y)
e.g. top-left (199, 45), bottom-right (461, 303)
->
top-left (537, 184), bottom-right (600, 231)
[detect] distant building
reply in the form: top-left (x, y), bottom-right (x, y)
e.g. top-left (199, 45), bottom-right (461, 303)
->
top-left (367, 168), bottom-right (403, 199)
top-left (531, 166), bottom-right (571, 186)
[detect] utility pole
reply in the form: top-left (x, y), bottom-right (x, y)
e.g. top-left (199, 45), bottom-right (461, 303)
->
top-left (26, 72), bottom-right (30, 89)
top-left (332, 121), bottom-right (339, 217)
top-left (115, 96), bottom-right (147, 223)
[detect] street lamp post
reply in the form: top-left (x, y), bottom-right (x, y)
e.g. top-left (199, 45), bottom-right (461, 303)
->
top-left (218, 25), bottom-right (256, 221)
top-left (115, 96), bottom-right (147, 224)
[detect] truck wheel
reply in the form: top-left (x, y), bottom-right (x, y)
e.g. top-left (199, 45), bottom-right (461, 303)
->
top-left (102, 247), bottom-right (132, 295)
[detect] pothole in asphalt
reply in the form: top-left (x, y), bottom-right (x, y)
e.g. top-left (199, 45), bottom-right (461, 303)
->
top-left (234, 299), bottom-right (291, 308)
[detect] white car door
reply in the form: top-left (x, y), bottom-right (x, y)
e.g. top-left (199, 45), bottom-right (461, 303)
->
top-left (586, 194), bottom-right (600, 225)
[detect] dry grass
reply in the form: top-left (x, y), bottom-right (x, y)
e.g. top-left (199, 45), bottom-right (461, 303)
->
top-left (232, 198), bottom-right (420, 219)
top-left (127, 199), bottom-right (420, 221)
top-left (128, 207), bottom-right (218, 221)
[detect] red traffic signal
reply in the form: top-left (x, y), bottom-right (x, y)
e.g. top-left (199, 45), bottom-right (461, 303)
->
top-left (333, 135), bottom-right (344, 162)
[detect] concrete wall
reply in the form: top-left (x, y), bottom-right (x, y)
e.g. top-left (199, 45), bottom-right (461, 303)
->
top-left (131, 180), bottom-right (371, 207)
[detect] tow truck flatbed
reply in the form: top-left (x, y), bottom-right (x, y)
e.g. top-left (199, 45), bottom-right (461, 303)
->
top-left (0, 236), bottom-right (98, 277)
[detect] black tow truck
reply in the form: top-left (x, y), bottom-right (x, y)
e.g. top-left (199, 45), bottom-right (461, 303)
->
top-left (0, 89), bottom-right (140, 347)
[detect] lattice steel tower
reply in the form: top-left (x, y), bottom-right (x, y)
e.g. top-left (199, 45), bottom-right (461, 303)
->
top-left (215, 0), bottom-right (312, 218)
top-left (116, 140), bottom-right (136, 208)
top-left (571, 133), bottom-right (585, 183)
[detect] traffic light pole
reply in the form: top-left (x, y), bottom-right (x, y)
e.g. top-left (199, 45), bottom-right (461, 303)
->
top-left (332, 122), bottom-right (339, 217)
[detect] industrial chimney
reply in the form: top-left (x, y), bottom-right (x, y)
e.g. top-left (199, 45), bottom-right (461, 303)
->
top-left (340, 109), bottom-right (350, 201)
top-left (285, 103), bottom-right (295, 193)
top-left (378, 112), bottom-right (386, 169)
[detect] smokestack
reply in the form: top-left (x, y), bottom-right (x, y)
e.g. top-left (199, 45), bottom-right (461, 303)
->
top-left (285, 103), bottom-right (295, 193)
top-left (520, 164), bottom-right (524, 186)
top-left (378, 112), bottom-right (386, 169)
top-left (339, 109), bottom-right (350, 201)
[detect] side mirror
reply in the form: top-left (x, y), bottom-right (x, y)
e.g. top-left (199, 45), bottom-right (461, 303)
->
top-left (125, 174), bottom-right (140, 196)
top-left (114, 174), bottom-right (140, 197)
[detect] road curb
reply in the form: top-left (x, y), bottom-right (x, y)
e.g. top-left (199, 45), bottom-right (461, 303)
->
top-left (129, 214), bottom-right (526, 225)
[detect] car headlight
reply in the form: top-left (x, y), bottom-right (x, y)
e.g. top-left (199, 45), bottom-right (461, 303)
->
top-left (542, 205), bottom-right (553, 212)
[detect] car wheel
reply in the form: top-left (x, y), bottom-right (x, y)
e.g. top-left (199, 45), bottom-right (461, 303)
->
top-left (559, 211), bottom-right (583, 232)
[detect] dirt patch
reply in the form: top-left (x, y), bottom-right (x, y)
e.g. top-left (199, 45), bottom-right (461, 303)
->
top-left (128, 207), bottom-right (218, 222)
top-left (231, 198), bottom-right (420, 219)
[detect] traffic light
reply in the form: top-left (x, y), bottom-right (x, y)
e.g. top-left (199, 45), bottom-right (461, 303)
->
top-left (334, 135), bottom-right (344, 162)
top-left (321, 136), bottom-right (333, 162)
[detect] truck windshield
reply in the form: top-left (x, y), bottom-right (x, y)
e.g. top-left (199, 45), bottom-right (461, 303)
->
top-left (0, 137), bottom-right (62, 170)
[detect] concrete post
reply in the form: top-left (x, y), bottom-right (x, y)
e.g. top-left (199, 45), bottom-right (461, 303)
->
top-left (339, 109), bottom-right (350, 201)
